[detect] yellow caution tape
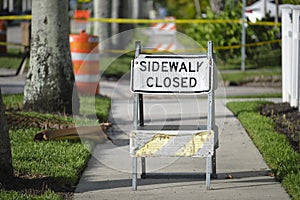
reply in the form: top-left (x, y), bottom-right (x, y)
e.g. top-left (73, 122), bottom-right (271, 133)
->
top-left (0, 15), bottom-right (281, 26)
top-left (214, 39), bottom-right (281, 50)
top-left (101, 49), bottom-right (132, 54)
top-left (0, 15), bottom-right (32, 20)
top-left (249, 21), bottom-right (281, 26)
top-left (88, 18), bottom-right (241, 24)
top-left (144, 39), bottom-right (281, 52)
top-left (78, 0), bottom-right (91, 2)
top-left (88, 18), bottom-right (281, 26)
top-left (102, 39), bottom-right (281, 53)
top-left (244, 39), bottom-right (281, 47)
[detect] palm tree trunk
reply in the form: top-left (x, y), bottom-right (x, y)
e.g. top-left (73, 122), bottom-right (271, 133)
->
top-left (0, 88), bottom-right (13, 183)
top-left (23, 0), bottom-right (79, 115)
top-left (93, 0), bottom-right (111, 50)
top-left (111, 0), bottom-right (120, 46)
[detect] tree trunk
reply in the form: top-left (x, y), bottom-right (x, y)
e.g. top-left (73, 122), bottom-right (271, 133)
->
top-left (24, 0), bottom-right (79, 115)
top-left (194, 0), bottom-right (201, 17)
top-left (93, 0), bottom-right (111, 50)
top-left (111, 0), bottom-right (120, 46)
top-left (209, 0), bottom-right (225, 14)
top-left (0, 88), bottom-right (13, 183)
top-left (264, 0), bottom-right (267, 17)
top-left (131, 0), bottom-right (139, 19)
top-left (275, 0), bottom-right (279, 24)
top-left (118, 0), bottom-right (134, 48)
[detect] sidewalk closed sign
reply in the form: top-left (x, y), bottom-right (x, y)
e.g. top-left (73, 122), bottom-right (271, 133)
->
top-left (130, 54), bottom-right (211, 93)
top-left (130, 41), bottom-right (217, 191)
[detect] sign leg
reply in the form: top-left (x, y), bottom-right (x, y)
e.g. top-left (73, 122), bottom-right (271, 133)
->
top-left (139, 94), bottom-right (144, 126)
top-left (212, 149), bottom-right (217, 179)
top-left (141, 157), bottom-right (146, 179)
top-left (206, 156), bottom-right (211, 190)
top-left (132, 157), bottom-right (137, 191)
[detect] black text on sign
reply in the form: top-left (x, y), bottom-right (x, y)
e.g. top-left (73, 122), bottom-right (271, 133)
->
top-left (131, 55), bottom-right (211, 94)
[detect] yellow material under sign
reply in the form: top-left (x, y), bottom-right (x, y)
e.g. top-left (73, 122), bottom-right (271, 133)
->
top-left (136, 134), bottom-right (175, 157)
top-left (132, 130), bottom-right (214, 157)
top-left (175, 131), bottom-right (212, 156)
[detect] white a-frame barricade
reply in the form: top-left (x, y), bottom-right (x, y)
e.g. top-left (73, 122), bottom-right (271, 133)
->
top-left (130, 41), bottom-right (218, 190)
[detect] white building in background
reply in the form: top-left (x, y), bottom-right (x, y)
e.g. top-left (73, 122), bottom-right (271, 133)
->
top-left (245, 0), bottom-right (295, 23)
top-left (1, 0), bottom-right (32, 13)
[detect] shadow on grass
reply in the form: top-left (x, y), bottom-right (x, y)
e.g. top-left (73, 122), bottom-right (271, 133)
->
top-left (1, 174), bottom-right (76, 198)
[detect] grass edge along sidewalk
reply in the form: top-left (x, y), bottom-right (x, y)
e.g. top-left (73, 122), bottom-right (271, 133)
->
top-left (0, 94), bottom-right (111, 200)
top-left (227, 101), bottom-right (300, 200)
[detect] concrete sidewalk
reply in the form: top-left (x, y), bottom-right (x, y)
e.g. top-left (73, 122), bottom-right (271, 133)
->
top-left (74, 79), bottom-right (289, 200)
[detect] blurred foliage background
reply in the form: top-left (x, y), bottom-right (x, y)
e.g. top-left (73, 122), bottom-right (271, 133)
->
top-left (154, 0), bottom-right (298, 70)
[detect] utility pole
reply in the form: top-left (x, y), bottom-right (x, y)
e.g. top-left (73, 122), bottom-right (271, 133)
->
top-left (275, 0), bottom-right (279, 24)
top-left (241, 0), bottom-right (246, 71)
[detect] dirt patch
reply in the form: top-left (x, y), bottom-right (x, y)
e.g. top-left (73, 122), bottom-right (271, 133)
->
top-left (6, 112), bottom-right (73, 130)
top-left (260, 102), bottom-right (300, 153)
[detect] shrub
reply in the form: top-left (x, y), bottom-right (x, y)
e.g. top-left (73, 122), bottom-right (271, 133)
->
top-left (185, 3), bottom-right (280, 68)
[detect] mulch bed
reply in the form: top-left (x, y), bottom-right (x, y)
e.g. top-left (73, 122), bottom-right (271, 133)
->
top-left (260, 102), bottom-right (300, 153)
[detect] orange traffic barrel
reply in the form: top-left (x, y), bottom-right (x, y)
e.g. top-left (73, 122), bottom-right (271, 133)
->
top-left (0, 20), bottom-right (7, 54)
top-left (69, 30), bottom-right (100, 95)
top-left (73, 10), bottom-right (91, 22)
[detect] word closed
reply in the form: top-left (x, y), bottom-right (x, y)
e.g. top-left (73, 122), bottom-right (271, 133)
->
top-left (131, 55), bottom-right (211, 93)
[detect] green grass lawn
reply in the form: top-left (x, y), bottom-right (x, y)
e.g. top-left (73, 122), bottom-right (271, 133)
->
top-left (11, 128), bottom-right (90, 185)
top-left (101, 52), bottom-right (134, 79)
top-left (79, 95), bottom-right (111, 122)
top-left (227, 101), bottom-right (300, 200)
top-left (0, 49), bottom-right (25, 70)
top-left (1, 94), bottom-right (111, 199)
top-left (226, 93), bottom-right (282, 99)
top-left (220, 69), bottom-right (281, 86)
top-left (0, 190), bottom-right (62, 200)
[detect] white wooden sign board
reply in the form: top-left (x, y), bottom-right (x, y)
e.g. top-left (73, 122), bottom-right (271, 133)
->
top-left (130, 130), bottom-right (214, 157)
top-left (130, 54), bottom-right (211, 94)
